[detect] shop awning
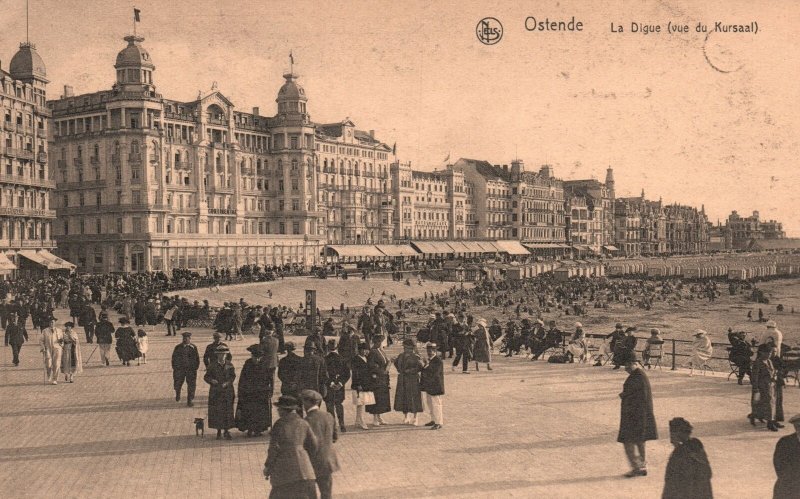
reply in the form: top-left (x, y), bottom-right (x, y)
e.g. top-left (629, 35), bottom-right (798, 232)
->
top-left (39, 250), bottom-right (77, 270)
top-left (327, 245), bottom-right (384, 258)
top-left (524, 243), bottom-right (570, 250)
top-left (462, 241), bottom-right (487, 253)
top-left (446, 241), bottom-right (472, 254)
top-left (573, 245), bottom-right (592, 251)
top-left (603, 245), bottom-right (620, 251)
top-left (0, 252), bottom-right (16, 272)
top-left (494, 240), bottom-right (531, 255)
top-left (476, 241), bottom-right (500, 253)
top-left (375, 244), bottom-right (418, 257)
top-left (411, 241), bottom-right (454, 255)
top-left (18, 250), bottom-right (76, 270)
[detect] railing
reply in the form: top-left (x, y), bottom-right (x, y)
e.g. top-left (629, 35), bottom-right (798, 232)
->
top-left (56, 159), bottom-right (67, 169)
top-left (56, 179), bottom-right (105, 190)
top-left (208, 208), bottom-right (237, 215)
top-left (111, 154), bottom-right (121, 165)
top-left (6, 148), bottom-right (35, 160)
top-left (0, 173), bottom-right (56, 189)
top-left (37, 151), bottom-right (48, 164)
top-left (207, 117), bottom-right (227, 126)
top-left (0, 206), bottom-right (56, 218)
top-left (165, 112), bottom-right (196, 122)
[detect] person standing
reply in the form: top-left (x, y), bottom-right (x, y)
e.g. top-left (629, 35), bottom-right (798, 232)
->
top-left (473, 318), bottom-right (493, 371)
top-left (603, 322), bottom-right (625, 368)
top-left (171, 331), bottom-right (200, 407)
top-left (662, 417), bottom-right (713, 499)
top-left (393, 338), bottom-right (424, 425)
top-left (773, 414), bottom-right (800, 499)
top-left (278, 342), bottom-right (303, 400)
top-left (366, 335), bottom-right (391, 426)
top-left (4, 315), bottom-right (27, 367)
top-left (78, 302), bottom-right (97, 344)
top-left (299, 344), bottom-right (328, 400)
top-left (420, 342), bottom-right (445, 430)
top-left (205, 344), bottom-right (236, 440)
top-left (762, 320), bottom-right (783, 354)
top-left (750, 346), bottom-right (779, 431)
top-left (618, 358), bottom-right (658, 477)
top-left (260, 328), bottom-right (280, 395)
top-left (114, 317), bottom-right (138, 366)
top-left (61, 322), bottom-right (83, 383)
top-left (40, 316), bottom-right (64, 385)
top-left (324, 339), bottom-right (350, 433)
top-left (163, 302), bottom-right (178, 337)
top-left (263, 396), bottom-right (318, 499)
top-left (94, 312), bottom-right (114, 367)
top-left (203, 332), bottom-right (227, 368)
top-left (350, 342), bottom-right (374, 430)
top-left (301, 390), bottom-right (340, 499)
top-left (236, 344), bottom-right (272, 437)
top-left (337, 321), bottom-right (359, 369)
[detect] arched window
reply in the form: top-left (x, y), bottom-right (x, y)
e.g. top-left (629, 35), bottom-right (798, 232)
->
top-left (130, 140), bottom-right (139, 154)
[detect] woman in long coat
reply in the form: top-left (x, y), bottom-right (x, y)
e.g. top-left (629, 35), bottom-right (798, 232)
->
top-left (236, 344), bottom-right (272, 437)
top-left (366, 335), bottom-right (391, 425)
top-left (618, 360), bottom-right (658, 476)
top-left (61, 322), bottom-right (83, 383)
top-left (114, 317), bottom-right (138, 366)
top-left (393, 338), bottom-right (424, 424)
top-left (473, 319), bottom-right (493, 371)
top-left (750, 346), bottom-right (778, 430)
top-left (205, 344), bottom-right (237, 439)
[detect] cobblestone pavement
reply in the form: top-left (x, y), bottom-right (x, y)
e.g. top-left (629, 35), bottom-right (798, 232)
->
top-left (0, 311), bottom-right (796, 498)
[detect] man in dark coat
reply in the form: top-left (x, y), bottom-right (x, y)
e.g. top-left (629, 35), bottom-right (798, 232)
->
top-left (4, 315), bottom-right (27, 366)
top-left (602, 322), bottom-right (625, 367)
top-left (78, 303), bottom-right (97, 344)
top-left (270, 307), bottom-right (285, 353)
top-left (304, 326), bottom-right (327, 356)
top-left (773, 414), bottom-right (800, 499)
top-left (613, 327), bottom-right (638, 369)
top-left (618, 358), bottom-right (657, 477)
top-left (337, 321), bottom-right (359, 369)
top-left (324, 340), bottom-right (350, 432)
top-left (260, 328), bottom-right (280, 389)
top-left (278, 342), bottom-right (303, 399)
top-left (420, 342), bottom-right (445, 430)
top-left (301, 390), bottom-right (340, 499)
top-left (264, 396), bottom-right (318, 499)
top-left (204, 344), bottom-right (236, 440)
top-left (299, 344), bottom-right (328, 400)
top-left (662, 417), bottom-right (712, 499)
top-left (171, 332), bottom-right (201, 407)
top-left (94, 312), bottom-right (115, 367)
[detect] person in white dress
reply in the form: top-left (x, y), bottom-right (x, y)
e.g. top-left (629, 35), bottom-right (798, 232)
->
top-left (137, 329), bottom-right (149, 365)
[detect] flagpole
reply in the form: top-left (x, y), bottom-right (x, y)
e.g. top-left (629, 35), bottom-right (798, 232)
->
top-left (133, 6), bottom-right (136, 36)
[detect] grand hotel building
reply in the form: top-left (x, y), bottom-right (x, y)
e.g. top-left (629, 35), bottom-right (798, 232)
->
top-left (49, 35), bottom-right (394, 273)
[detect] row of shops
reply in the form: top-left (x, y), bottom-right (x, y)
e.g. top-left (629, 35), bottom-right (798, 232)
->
top-left (0, 249), bottom-right (76, 278)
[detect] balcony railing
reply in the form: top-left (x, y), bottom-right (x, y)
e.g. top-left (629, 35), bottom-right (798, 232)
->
top-left (208, 208), bottom-right (237, 215)
top-left (0, 173), bottom-right (56, 189)
top-left (111, 154), bottom-right (121, 165)
top-left (128, 153), bottom-right (143, 164)
top-left (5, 148), bottom-right (35, 160)
top-left (0, 206), bottom-right (56, 218)
top-left (56, 179), bottom-right (105, 190)
top-left (37, 151), bottom-right (48, 164)
top-left (57, 159), bottom-right (67, 169)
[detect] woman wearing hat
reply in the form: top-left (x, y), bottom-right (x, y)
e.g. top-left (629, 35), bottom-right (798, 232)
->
top-left (750, 345), bottom-right (779, 431)
top-left (393, 338), bottom-right (424, 425)
top-left (236, 344), bottom-right (272, 437)
top-left (114, 317), bottom-right (139, 366)
top-left (366, 335), bottom-right (392, 426)
top-left (685, 330), bottom-right (713, 376)
top-left (350, 342), bottom-right (374, 430)
top-left (205, 344), bottom-right (237, 440)
top-left (61, 322), bottom-right (83, 383)
top-left (472, 319), bottom-right (493, 371)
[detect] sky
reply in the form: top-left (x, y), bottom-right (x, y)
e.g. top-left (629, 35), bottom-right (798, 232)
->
top-left (1, 0), bottom-right (798, 234)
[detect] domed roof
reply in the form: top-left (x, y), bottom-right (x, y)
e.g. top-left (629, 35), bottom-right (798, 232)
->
top-left (276, 73), bottom-right (307, 102)
top-left (115, 35), bottom-right (155, 69)
top-left (9, 42), bottom-right (47, 81)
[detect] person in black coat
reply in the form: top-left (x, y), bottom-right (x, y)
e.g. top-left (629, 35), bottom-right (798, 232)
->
top-left (236, 344), bottom-right (273, 437)
top-left (324, 340), bottom-right (350, 433)
top-left (420, 342), bottom-right (445, 429)
top-left (613, 327), bottom-right (638, 369)
top-left (773, 414), bottom-right (800, 499)
top-left (299, 344), bottom-right (328, 400)
top-left (618, 358), bottom-right (657, 477)
top-left (337, 322), bottom-right (359, 369)
top-left (4, 315), bottom-right (27, 366)
top-left (304, 327), bottom-right (327, 357)
top-left (662, 417), bottom-right (712, 499)
top-left (78, 303), bottom-right (97, 344)
top-left (350, 342), bottom-right (373, 430)
top-left (94, 312), bottom-right (115, 367)
top-left (278, 342), bottom-right (303, 398)
top-left (727, 330), bottom-right (753, 385)
top-left (171, 332), bottom-right (201, 406)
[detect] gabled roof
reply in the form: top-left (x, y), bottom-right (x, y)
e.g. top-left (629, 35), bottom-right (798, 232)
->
top-left (457, 158), bottom-right (511, 182)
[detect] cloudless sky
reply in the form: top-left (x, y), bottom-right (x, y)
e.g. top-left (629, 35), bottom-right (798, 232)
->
top-left (2, 0), bottom-right (798, 234)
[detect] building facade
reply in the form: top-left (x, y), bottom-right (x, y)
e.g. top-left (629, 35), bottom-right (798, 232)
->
top-left (726, 210), bottom-right (786, 249)
top-left (563, 168), bottom-right (615, 252)
top-left (0, 41), bottom-right (57, 273)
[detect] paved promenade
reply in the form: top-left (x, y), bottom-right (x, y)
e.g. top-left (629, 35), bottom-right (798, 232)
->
top-left (0, 315), bottom-right (796, 498)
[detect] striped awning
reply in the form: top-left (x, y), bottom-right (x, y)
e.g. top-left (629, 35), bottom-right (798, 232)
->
top-left (493, 240), bottom-right (531, 255)
top-left (327, 245), bottom-right (384, 258)
top-left (375, 244), bottom-right (418, 257)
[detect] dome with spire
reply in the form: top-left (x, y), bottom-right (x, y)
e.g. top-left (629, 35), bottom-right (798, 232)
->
top-left (9, 42), bottom-right (47, 82)
top-left (276, 73), bottom-right (307, 103)
top-left (115, 35), bottom-right (154, 69)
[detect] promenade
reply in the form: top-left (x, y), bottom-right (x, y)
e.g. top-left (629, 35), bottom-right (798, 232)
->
top-left (0, 309), bottom-right (795, 499)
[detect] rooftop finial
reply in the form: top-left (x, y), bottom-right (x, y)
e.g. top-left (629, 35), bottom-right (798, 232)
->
top-left (26, 0), bottom-right (29, 43)
top-left (289, 50), bottom-right (294, 75)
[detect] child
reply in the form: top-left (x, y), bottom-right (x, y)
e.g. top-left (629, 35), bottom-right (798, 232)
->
top-left (136, 329), bottom-right (149, 365)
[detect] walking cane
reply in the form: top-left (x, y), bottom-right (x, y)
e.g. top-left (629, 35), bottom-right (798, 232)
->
top-left (84, 345), bottom-right (99, 366)
top-left (42, 349), bottom-right (48, 385)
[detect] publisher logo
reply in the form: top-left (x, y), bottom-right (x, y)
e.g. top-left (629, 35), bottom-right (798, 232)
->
top-left (477, 17), bottom-right (503, 45)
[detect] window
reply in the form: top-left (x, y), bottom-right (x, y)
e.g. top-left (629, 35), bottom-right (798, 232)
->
top-left (278, 200), bottom-right (285, 212)
top-left (132, 191), bottom-right (141, 205)
top-left (95, 218), bottom-right (101, 233)
top-left (79, 193), bottom-right (85, 207)
top-left (63, 220), bottom-right (69, 235)
top-left (132, 217), bottom-right (142, 233)
top-left (292, 222), bottom-right (300, 234)
top-left (278, 180), bottom-right (284, 192)
top-left (116, 218), bottom-right (123, 233)
top-left (79, 219), bottom-right (85, 234)
top-left (291, 179), bottom-right (298, 191)
top-left (292, 199), bottom-right (299, 211)
top-left (63, 194), bottom-right (68, 208)
top-left (279, 222), bottom-right (286, 234)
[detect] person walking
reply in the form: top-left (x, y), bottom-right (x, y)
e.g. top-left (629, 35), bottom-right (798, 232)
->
top-left (662, 417), bottom-right (713, 499)
top-left (260, 328), bottom-right (280, 397)
top-left (60, 321), bottom-right (83, 383)
top-left (350, 342), bottom-right (374, 430)
top-left (4, 315), bottom-right (27, 366)
top-left (136, 329), bottom-right (149, 365)
top-left (324, 339), bottom-right (350, 433)
top-left (94, 312), bottom-right (114, 367)
top-left (78, 302), bottom-right (97, 344)
top-left (171, 331), bottom-right (200, 407)
top-left (236, 344), bottom-right (272, 437)
top-left (163, 302), bottom-right (178, 337)
top-left (263, 395), bottom-right (318, 499)
top-left (473, 318), bottom-right (493, 371)
top-left (40, 316), bottom-right (64, 385)
top-left (420, 342), bottom-right (445, 430)
top-left (114, 317), bottom-right (138, 366)
top-left (366, 335), bottom-right (391, 426)
top-left (299, 344), bottom-right (328, 401)
top-left (773, 413), bottom-right (800, 499)
top-left (205, 344), bottom-right (236, 440)
top-left (618, 357), bottom-right (658, 477)
top-left (393, 338), bottom-right (424, 425)
top-left (301, 390), bottom-right (340, 499)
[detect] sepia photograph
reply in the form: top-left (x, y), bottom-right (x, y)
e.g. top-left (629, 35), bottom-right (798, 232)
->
top-left (0, 0), bottom-right (798, 497)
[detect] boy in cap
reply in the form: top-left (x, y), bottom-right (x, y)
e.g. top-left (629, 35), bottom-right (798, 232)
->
top-left (264, 396), bottom-right (318, 499)
top-left (300, 390), bottom-right (340, 499)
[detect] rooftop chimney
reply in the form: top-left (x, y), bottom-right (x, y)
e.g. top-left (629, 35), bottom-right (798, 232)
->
top-left (539, 164), bottom-right (552, 178)
top-left (369, 130), bottom-right (375, 138)
top-left (63, 85), bottom-right (74, 98)
top-left (252, 107), bottom-right (260, 116)
top-left (503, 164), bottom-right (508, 172)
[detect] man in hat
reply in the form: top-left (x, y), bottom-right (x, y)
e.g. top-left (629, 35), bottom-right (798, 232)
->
top-left (357, 307), bottom-right (373, 345)
top-left (299, 343), bottom-right (328, 401)
top-left (773, 413), bottom-right (800, 498)
top-left (260, 327), bottom-right (280, 390)
top-left (613, 327), bottom-right (638, 369)
top-left (94, 311), bottom-right (115, 367)
top-left (78, 301), bottom-right (97, 344)
top-left (203, 332), bottom-right (228, 368)
top-left (39, 315), bottom-right (64, 385)
top-left (604, 322), bottom-right (626, 367)
top-left (420, 342), bottom-right (445, 430)
top-left (617, 357), bottom-right (657, 477)
top-left (171, 332), bottom-right (200, 406)
top-left (305, 326), bottom-right (327, 356)
top-left (300, 389), bottom-right (340, 499)
top-left (323, 339), bottom-right (349, 433)
top-left (337, 320), bottom-right (359, 369)
top-left (278, 342), bottom-right (303, 401)
top-left (264, 395), bottom-right (318, 498)
top-left (662, 417), bottom-right (712, 499)
top-left (204, 343), bottom-right (236, 440)
top-left (5, 314), bottom-right (27, 367)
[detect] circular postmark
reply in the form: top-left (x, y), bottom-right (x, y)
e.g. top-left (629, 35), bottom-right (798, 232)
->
top-left (476, 17), bottom-right (503, 45)
top-left (702, 32), bottom-right (744, 74)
